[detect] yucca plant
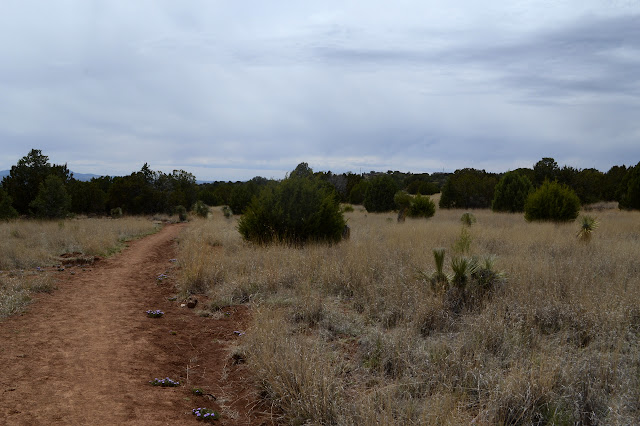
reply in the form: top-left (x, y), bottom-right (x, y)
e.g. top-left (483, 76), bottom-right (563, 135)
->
top-left (450, 256), bottom-right (478, 288)
top-left (472, 255), bottom-right (505, 291)
top-left (431, 248), bottom-right (449, 292)
top-left (577, 215), bottom-right (599, 242)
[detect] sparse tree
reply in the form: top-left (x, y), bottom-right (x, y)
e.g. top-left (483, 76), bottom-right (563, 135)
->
top-left (2, 149), bottom-right (71, 214)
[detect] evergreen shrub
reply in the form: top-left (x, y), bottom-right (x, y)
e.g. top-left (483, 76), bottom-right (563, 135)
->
top-left (238, 169), bottom-right (346, 245)
top-left (524, 180), bottom-right (580, 222)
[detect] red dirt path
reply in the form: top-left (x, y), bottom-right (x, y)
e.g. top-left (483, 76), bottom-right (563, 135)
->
top-left (0, 224), bottom-right (273, 425)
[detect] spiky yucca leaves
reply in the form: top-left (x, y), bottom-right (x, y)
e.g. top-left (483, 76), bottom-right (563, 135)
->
top-left (450, 256), bottom-right (479, 288)
top-left (430, 248), bottom-right (448, 292)
top-left (472, 255), bottom-right (506, 291)
top-left (577, 215), bottom-right (599, 242)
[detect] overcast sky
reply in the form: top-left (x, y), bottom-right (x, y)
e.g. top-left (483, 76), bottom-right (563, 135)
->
top-left (1, 1), bottom-right (639, 181)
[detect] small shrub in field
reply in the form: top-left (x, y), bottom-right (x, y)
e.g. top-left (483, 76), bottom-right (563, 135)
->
top-left (408, 194), bottom-right (435, 218)
top-left (110, 207), bottom-right (123, 218)
top-left (471, 255), bottom-right (505, 291)
top-left (394, 191), bottom-right (435, 220)
top-left (460, 212), bottom-right (476, 226)
top-left (394, 191), bottom-right (412, 211)
top-left (175, 205), bottom-right (188, 222)
top-left (238, 166), bottom-right (345, 245)
top-left (524, 180), bottom-right (580, 222)
top-left (450, 256), bottom-right (478, 287)
top-left (429, 248), bottom-right (449, 292)
top-left (146, 309), bottom-right (164, 318)
top-left (221, 206), bottom-right (232, 218)
top-left (192, 200), bottom-right (209, 218)
top-left (577, 215), bottom-right (599, 242)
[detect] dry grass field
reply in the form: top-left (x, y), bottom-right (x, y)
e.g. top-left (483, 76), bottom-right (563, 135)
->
top-left (178, 202), bottom-right (640, 425)
top-left (0, 217), bottom-right (159, 318)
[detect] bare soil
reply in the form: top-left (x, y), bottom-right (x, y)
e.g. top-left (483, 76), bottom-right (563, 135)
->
top-left (0, 224), bottom-right (273, 425)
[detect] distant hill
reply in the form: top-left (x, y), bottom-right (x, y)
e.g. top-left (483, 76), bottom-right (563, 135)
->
top-left (72, 172), bottom-right (102, 181)
top-left (0, 170), bottom-right (101, 182)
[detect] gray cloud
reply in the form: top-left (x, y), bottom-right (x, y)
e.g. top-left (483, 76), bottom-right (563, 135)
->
top-left (1, 2), bottom-right (638, 180)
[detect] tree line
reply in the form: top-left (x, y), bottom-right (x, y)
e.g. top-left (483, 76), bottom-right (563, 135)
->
top-left (437, 157), bottom-right (639, 212)
top-left (0, 149), bottom-right (639, 220)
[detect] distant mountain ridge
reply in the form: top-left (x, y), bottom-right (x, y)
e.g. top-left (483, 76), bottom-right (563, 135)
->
top-left (0, 170), bottom-right (101, 182)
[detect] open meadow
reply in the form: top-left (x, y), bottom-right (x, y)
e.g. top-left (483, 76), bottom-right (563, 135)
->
top-left (0, 217), bottom-right (160, 318)
top-left (177, 203), bottom-right (640, 424)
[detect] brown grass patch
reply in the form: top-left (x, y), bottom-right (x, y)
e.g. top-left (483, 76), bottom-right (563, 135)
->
top-left (178, 206), bottom-right (640, 424)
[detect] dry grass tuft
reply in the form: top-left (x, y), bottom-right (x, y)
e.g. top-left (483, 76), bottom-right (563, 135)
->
top-left (178, 207), bottom-right (640, 424)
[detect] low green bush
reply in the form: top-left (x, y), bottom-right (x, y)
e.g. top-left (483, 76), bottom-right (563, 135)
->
top-left (238, 166), bottom-right (346, 245)
top-left (192, 200), bottom-right (209, 218)
top-left (110, 207), bottom-right (123, 218)
top-left (524, 181), bottom-right (580, 222)
top-left (408, 194), bottom-right (435, 218)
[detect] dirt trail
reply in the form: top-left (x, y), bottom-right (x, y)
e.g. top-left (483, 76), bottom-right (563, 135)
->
top-left (1, 224), bottom-right (271, 425)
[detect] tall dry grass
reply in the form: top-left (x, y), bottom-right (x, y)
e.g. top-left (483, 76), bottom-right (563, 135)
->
top-left (0, 217), bottom-right (159, 318)
top-left (178, 206), bottom-right (640, 424)
top-left (0, 217), bottom-right (159, 270)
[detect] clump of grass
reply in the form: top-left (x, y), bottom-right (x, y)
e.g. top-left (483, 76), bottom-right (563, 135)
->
top-left (222, 206), bottom-right (233, 218)
top-left (0, 274), bottom-right (55, 319)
